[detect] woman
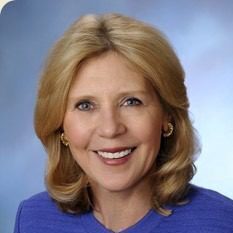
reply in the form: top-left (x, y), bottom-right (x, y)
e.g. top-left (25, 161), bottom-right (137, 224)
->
top-left (14, 13), bottom-right (233, 233)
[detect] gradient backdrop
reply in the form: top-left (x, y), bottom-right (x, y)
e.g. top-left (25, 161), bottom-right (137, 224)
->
top-left (0, 1), bottom-right (232, 232)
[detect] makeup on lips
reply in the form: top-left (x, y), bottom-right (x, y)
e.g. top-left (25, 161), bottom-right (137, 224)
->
top-left (94, 147), bottom-right (136, 166)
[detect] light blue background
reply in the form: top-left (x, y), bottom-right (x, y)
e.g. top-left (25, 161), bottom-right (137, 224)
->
top-left (0, 1), bottom-right (232, 233)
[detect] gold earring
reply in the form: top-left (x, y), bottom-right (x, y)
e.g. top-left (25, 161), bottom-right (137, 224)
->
top-left (163, 123), bottom-right (174, 137)
top-left (60, 133), bottom-right (69, 146)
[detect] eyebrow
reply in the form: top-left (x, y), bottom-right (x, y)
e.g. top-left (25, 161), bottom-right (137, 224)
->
top-left (68, 90), bottom-right (151, 101)
top-left (116, 90), bottom-right (150, 97)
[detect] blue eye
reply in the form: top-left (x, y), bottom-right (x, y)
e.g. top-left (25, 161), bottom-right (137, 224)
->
top-left (75, 101), bottom-right (93, 111)
top-left (123, 97), bottom-right (142, 106)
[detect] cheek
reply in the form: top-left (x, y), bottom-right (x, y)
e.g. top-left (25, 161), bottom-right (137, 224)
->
top-left (63, 121), bottom-right (92, 169)
top-left (136, 119), bottom-right (163, 166)
top-left (139, 123), bottom-right (163, 168)
top-left (63, 115), bottom-right (91, 150)
top-left (133, 116), bottom-right (163, 143)
top-left (149, 124), bottom-right (162, 147)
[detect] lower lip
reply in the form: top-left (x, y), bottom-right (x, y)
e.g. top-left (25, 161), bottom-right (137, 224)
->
top-left (97, 152), bottom-right (133, 166)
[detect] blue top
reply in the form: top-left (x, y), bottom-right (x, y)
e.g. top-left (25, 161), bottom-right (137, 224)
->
top-left (13, 185), bottom-right (233, 233)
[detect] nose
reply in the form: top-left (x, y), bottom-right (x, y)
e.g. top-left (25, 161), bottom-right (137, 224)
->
top-left (96, 108), bottom-right (127, 138)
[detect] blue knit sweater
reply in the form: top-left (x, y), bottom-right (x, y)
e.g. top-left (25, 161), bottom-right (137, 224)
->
top-left (13, 185), bottom-right (233, 233)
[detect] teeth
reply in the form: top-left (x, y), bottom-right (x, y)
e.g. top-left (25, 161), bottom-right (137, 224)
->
top-left (97, 148), bottom-right (133, 159)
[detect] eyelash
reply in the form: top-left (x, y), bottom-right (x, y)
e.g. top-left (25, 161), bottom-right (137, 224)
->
top-left (75, 101), bottom-right (94, 111)
top-left (122, 97), bottom-right (142, 107)
top-left (75, 97), bottom-right (142, 111)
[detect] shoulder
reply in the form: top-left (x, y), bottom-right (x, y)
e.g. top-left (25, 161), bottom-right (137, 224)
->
top-left (165, 185), bottom-right (233, 232)
top-left (188, 185), bottom-right (233, 211)
top-left (18, 191), bottom-right (59, 219)
top-left (13, 191), bottom-right (86, 233)
top-left (20, 191), bottom-right (54, 208)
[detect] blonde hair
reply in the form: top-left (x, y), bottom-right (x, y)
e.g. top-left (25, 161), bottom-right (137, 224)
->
top-left (34, 13), bottom-right (199, 215)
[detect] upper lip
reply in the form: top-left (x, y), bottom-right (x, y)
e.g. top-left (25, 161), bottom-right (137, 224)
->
top-left (94, 147), bottom-right (136, 153)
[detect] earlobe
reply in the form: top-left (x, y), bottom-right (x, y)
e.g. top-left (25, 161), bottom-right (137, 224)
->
top-left (162, 122), bottom-right (174, 137)
top-left (162, 114), bottom-right (171, 131)
top-left (60, 132), bottom-right (69, 146)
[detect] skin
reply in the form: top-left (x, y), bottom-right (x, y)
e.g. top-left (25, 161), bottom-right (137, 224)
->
top-left (63, 51), bottom-right (168, 232)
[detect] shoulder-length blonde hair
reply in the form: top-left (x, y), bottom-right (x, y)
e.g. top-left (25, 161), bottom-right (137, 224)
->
top-left (34, 13), bottom-right (199, 215)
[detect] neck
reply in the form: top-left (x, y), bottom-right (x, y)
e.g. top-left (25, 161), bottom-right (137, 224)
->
top-left (91, 181), bottom-right (152, 232)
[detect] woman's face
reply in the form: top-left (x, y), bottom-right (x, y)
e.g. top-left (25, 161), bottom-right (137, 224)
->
top-left (63, 52), bottom-right (168, 193)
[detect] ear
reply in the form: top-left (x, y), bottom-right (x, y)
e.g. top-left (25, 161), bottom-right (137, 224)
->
top-left (162, 113), bottom-right (171, 132)
top-left (60, 132), bottom-right (69, 146)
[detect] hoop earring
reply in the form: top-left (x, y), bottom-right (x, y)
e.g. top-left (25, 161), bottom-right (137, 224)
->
top-left (60, 133), bottom-right (69, 146)
top-left (163, 123), bottom-right (174, 137)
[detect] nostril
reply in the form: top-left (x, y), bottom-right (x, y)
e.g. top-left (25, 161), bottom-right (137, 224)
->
top-left (97, 122), bottom-right (127, 138)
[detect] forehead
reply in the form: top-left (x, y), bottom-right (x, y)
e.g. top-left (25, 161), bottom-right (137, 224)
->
top-left (69, 52), bottom-right (155, 97)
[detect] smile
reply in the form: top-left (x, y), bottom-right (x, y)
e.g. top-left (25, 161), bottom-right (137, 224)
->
top-left (95, 147), bottom-right (136, 159)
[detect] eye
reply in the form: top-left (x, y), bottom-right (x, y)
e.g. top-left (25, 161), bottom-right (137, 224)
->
top-left (122, 97), bottom-right (142, 106)
top-left (75, 101), bottom-right (94, 111)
